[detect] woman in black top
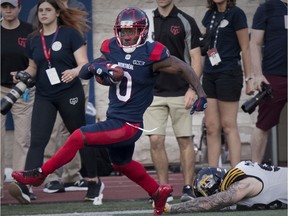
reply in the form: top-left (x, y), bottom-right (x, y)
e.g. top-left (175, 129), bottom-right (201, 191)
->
top-left (8, 0), bottom-right (102, 204)
top-left (201, 0), bottom-right (253, 167)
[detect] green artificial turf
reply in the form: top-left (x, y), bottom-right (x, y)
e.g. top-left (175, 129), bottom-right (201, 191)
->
top-left (1, 199), bottom-right (287, 216)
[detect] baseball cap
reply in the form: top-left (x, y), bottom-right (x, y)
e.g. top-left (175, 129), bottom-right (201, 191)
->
top-left (1, 0), bottom-right (21, 7)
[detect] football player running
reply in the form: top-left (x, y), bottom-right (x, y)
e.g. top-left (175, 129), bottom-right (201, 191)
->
top-left (11, 7), bottom-right (206, 215)
top-left (165, 160), bottom-right (287, 213)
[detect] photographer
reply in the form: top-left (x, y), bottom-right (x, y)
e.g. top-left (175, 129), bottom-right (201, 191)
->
top-left (1, 0), bottom-right (35, 198)
top-left (250, 0), bottom-right (287, 163)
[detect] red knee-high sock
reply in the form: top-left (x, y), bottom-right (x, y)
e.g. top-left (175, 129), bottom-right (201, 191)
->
top-left (113, 160), bottom-right (159, 195)
top-left (42, 129), bottom-right (84, 175)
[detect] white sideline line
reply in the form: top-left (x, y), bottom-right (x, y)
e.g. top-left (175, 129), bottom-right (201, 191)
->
top-left (22, 209), bottom-right (153, 216)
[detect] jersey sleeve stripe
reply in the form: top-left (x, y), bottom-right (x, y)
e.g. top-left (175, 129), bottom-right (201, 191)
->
top-left (148, 42), bottom-right (166, 61)
top-left (101, 39), bottom-right (111, 54)
top-left (221, 168), bottom-right (245, 191)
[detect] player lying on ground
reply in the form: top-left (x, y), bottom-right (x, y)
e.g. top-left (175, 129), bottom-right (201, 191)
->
top-left (165, 160), bottom-right (287, 213)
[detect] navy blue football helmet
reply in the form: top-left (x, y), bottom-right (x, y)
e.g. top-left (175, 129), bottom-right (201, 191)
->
top-left (114, 7), bottom-right (149, 53)
top-left (193, 167), bottom-right (227, 197)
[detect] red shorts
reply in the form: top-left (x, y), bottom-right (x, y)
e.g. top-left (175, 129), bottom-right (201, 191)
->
top-left (256, 75), bottom-right (287, 130)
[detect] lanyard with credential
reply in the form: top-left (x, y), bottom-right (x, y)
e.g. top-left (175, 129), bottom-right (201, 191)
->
top-left (41, 27), bottom-right (60, 68)
top-left (209, 9), bottom-right (229, 48)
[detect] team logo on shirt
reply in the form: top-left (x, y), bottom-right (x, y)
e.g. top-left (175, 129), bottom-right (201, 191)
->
top-left (18, 37), bottom-right (27, 48)
top-left (69, 97), bottom-right (78, 105)
top-left (52, 41), bottom-right (62, 51)
top-left (170, 25), bottom-right (181, 35)
top-left (125, 54), bottom-right (131, 60)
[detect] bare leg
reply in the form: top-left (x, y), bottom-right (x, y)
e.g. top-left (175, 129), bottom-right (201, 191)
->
top-left (205, 98), bottom-right (222, 167)
top-left (219, 101), bottom-right (241, 167)
top-left (150, 135), bottom-right (169, 184)
top-left (177, 137), bottom-right (194, 186)
top-left (251, 127), bottom-right (268, 163)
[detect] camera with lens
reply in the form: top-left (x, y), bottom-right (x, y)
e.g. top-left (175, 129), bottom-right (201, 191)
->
top-left (241, 83), bottom-right (272, 114)
top-left (1, 71), bottom-right (35, 115)
top-left (15, 71), bottom-right (35, 88)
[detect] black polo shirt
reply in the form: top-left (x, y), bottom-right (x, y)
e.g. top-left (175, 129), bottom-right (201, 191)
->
top-left (153, 6), bottom-right (201, 97)
top-left (1, 21), bottom-right (33, 88)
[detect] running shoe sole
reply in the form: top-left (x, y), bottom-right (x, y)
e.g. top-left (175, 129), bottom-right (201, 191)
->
top-left (43, 188), bottom-right (65, 193)
top-left (64, 186), bottom-right (88, 191)
top-left (8, 182), bottom-right (31, 204)
top-left (64, 180), bottom-right (88, 191)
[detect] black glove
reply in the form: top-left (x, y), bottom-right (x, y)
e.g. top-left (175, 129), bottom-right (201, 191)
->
top-left (190, 97), bottom-right (207, 114)
top-left (79, 57), bottom-right (111, 80)
top-left (15, 71), bottom-right (35, 88)
top-left (79, 63), bottom-right (93, 79)
top-left (90, 62), bottom-right (120, 85)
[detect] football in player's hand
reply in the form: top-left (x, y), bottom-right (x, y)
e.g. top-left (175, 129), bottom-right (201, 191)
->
top-left (95, 62), bottom-right (124, 86)
top-left (106, 63), bottom-right (124, 82)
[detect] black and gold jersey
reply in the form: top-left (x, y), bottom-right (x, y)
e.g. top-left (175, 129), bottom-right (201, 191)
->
top-left (221, 166), bottom-right (246, 191)
top-left (222, 161), bottom-right (287, 207)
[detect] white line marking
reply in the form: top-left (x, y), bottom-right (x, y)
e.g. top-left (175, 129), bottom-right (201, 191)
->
top-left (23, 209), bottom-right (153, 216)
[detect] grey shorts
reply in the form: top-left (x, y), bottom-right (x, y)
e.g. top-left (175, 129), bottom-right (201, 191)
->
top-left (143, 96), bottom-right (193, 137)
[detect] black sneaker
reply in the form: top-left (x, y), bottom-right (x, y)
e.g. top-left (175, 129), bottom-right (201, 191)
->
top-left (148, 193), bottom-right (174, 204)
top-left (43, 180), bottom-right (65, 193)
top-left (8, 182), bottom-right (31, 204)
top-left (29, 192), bottom-right (37, 200)
top-left (84, 180), bottom-right (105, 205)
top-left (180, 185), bottom-right (194, 202)
top-left (64, 179), bottom-right (88, 191)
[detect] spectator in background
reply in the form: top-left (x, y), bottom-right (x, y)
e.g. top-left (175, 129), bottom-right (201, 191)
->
top-left (8, 0), bottom-right (104, 205)
top-left (201, 0), bottom-right (253, 167)
top-left (26, 0), bottom-right (90, 197)
top-left (11, 7), bottom-right (207, 215)
top-left (27, 0), bottom-right (86, 29)
top-left (250, 0), bottom-right (287, 163)
top-left (144, 0), bottom-right (202, 203)
top-left (1, 0), bottom-right (34, 198)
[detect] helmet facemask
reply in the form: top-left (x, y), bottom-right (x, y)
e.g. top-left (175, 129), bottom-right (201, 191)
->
top-left (193, 167), bottom-right (227, 197)
top-left (114, 7), bottom-right (149, 53)
top-left (196, 174), bottom-right (221, 197)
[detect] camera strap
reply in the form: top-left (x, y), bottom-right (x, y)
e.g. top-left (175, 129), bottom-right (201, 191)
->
top-left (41, 27), bottom-right (60, 68)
